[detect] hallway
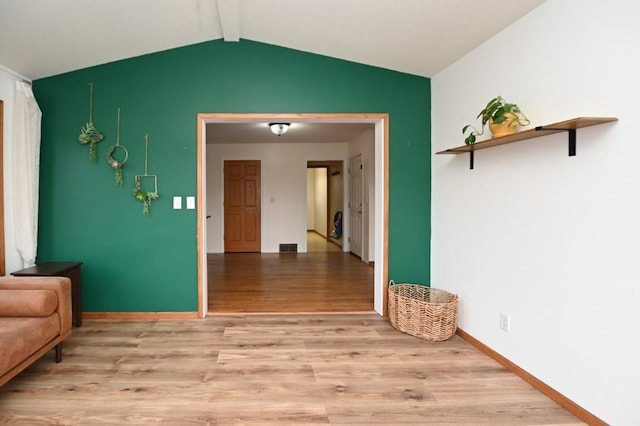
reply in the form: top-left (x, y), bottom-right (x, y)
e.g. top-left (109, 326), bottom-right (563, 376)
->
top-left (306, 231), bottom-right (342, 252)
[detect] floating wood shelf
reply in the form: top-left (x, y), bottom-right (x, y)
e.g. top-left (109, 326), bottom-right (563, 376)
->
top-left (436, 117), bottom-right (618, 169)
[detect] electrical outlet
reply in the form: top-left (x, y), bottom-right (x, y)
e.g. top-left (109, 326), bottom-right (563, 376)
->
top-left (499, 312), bottom-right (510, 332)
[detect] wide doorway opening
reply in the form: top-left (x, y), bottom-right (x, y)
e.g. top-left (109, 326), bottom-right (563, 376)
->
top-left (196, 114), bottom-right (388, 317)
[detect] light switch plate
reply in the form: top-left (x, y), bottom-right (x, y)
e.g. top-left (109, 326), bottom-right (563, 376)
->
top-left (186, 196), bottom-right (196, 209)
top-left (173, 196), bottom-right (182, 209)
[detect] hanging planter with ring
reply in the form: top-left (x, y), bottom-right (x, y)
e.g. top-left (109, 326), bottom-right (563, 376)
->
top-left (106, 107), bottom-right (129, 186)
top-left (77, 82), bottom-right (104, 162)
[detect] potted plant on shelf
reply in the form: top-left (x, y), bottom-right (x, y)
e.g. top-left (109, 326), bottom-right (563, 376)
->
top-left (462, 96), bottom-right (530, 145)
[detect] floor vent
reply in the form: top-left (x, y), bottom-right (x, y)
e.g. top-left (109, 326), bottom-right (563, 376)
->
top-left (279, 243), bottom-right (298, 253)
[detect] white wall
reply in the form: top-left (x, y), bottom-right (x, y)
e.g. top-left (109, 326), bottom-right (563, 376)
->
top-left (0, 66), bottom-right (27, 275)
top-left (432, 1), bottom-right (639, 424)
top-left (206, 142), bottom-right (348, 253)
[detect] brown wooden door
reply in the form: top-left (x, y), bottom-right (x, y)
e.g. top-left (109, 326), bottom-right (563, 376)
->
top-left (224, 160), bottom-right (261, 252)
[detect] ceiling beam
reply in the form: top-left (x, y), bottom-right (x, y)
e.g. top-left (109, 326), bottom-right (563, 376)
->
top-left (216, 0), bottom-right (240, 42)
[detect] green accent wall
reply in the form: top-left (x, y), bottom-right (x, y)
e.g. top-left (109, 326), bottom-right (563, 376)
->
top-left (33, 40), bottom-right (431, 312)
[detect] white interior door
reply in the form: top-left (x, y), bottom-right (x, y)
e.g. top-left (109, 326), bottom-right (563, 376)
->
top-left (349, 154), bottom-right (363, 258)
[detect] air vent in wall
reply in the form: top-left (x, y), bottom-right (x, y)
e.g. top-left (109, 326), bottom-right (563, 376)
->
top-left (279, 243), bottom-right (298, 253)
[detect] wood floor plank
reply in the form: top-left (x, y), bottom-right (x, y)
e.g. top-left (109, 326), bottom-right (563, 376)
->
top-left (0, 315), bottom-right (585, 425)
top-left (217, 348), bottom-right (401, 364)
top-left (223, 325), bottom-right (380, 338)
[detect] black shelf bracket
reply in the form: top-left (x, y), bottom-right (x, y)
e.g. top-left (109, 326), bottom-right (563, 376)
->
top-left (469, 151), bottom-right (474, 170)
top-left (535, 126), bottom-right (577, 156)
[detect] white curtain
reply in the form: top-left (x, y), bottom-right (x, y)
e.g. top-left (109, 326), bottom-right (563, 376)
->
top-left (12, 81), bottom-right (42, 268)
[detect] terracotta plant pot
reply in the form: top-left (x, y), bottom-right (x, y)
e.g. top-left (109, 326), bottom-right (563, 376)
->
top-left (489, 113), bottom-right (519, 138)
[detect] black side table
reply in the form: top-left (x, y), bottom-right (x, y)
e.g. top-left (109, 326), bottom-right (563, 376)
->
top-left (12, 262), bottom-right (83, 327)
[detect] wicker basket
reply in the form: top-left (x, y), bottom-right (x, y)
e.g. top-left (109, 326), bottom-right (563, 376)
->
top-left (388, 281), bottom-right (458, 341)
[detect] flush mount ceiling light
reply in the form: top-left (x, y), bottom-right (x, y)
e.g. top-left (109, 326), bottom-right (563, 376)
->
top-left (269, 123), bottom-right (290, 136)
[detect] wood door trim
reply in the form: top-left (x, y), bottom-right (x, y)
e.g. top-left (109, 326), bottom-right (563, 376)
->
top-left (83, 312), bottom-right (200, 320)
top-left (197, 113), bottom-right (389, 318)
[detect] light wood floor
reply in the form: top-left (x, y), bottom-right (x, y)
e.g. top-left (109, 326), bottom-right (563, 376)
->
top-left (207, 248), bottom-right (374, 314)
top-left (0, 315), bottom-right (584, 425)
top-left (307, 231), bottom-right (342, 252)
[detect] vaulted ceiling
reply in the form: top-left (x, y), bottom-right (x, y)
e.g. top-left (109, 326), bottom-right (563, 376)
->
top-left (0, 0), bottom-right (545, 81)
top-left (1, 0), bottom-right (546, 144)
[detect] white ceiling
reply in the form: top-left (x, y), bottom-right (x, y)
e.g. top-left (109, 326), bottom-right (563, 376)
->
top-left (0, 0), bottom-right (545, 143)
top-left (0, 0), bottom-right (545, 81)
top-left (207, 122), bottom-right (373, 144)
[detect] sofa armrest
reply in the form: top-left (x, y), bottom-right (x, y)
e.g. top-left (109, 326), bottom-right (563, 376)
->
top-left (0, 277), bottom-right (72, 334)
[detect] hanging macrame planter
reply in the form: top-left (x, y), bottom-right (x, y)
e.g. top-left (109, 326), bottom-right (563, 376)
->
top-left (132, 134), bottom-right (159, 218)
top-left (77, 82), bottom-right (104, 162)
top-left (105, 108), bottom-right (128, 186)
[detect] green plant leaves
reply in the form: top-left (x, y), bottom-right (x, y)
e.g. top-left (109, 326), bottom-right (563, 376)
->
top-left (78, 122), bottom-right (104, 162)
top-left (462, 96), bottom-right (530, 144)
